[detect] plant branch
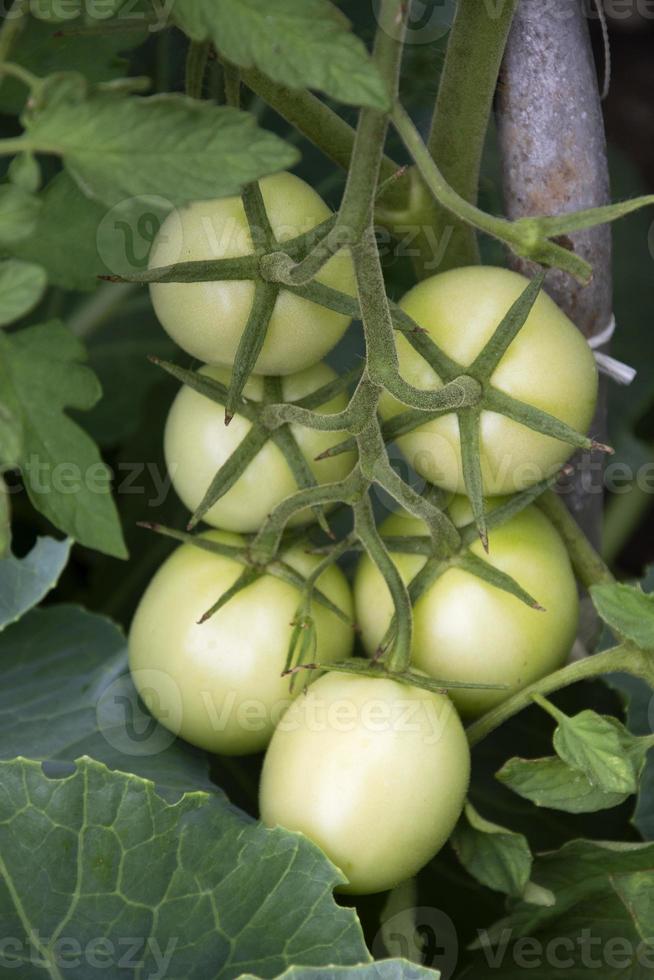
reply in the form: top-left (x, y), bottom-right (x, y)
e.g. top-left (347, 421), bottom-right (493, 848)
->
top-left (236, 63), bottom-right (399, 184)
top-left (466, 643), bottom-right (652, 746)
top-left (424, 0), bottom-right (519, 272)
top-left (537, 489), bottom-right (615, 589)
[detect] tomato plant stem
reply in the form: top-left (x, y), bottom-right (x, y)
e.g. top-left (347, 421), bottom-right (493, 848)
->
top-left (466, 643), bottom-right (653, 747)
top-left (185, 40), bottom-right (210, 99)
top-left (424, 0), bottom-right (520, 273)
top-left (537, 489), bottom-right (614, 589)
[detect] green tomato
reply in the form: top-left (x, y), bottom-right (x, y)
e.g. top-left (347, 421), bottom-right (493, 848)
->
top-left (354, 500), bottom-right (578, 718)
top-left (259, 671), bottom-right (470, 894)
top-left (380, 266), bottom-right (598, 495)
top-left (128, 531), bottom-right (354, 756)
top-left (164, 361), bottom-right (356, 533)
top-left (149, 171), bottom-right (356, 375)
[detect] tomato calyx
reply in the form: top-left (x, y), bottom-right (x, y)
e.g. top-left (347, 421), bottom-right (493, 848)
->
top-left (282, 655), bottom-right (509, 701)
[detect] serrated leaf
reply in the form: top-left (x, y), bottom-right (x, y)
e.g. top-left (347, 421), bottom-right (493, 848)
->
top-left (174, 0), bottom-right (389, 109)
top-left (497, 755), bottom-right (630, 813)
top-left (466, 839), bottom-right (654, 979)
top-left (0, 604), bottom-right (214, 795)
top-left (0, 12), bottom-right (147, 115)
top-left (0, 321), bottom-right (126, 557)
top-left (10, 171), bottom-right (108, 290)
top-left (591, 581), bottom-right (654, 649)
top-left (549, 706), bottom-right (639, 795)
top-left (25, 91), bottom-right (298, 208)
top-left (10, 171), bottom-right (158, 290)
top-left (0, 756), bottom-right (368, 977)
top-left (0, 259), bottom-right (47, 326)
top-left (451, 802), bottom-right (532, 899)
top-left (0, 184), bottom-right (42, 245)
top-left (0, 536), bottom-right (71, 631)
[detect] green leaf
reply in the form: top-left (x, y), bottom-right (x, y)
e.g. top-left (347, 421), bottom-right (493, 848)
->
top-left (174, 0), bottom-right (389, 109)
top-left (0, 756), bottom-right (369, 977)
top-left (466, 839), bottom-right (654, 978)
top-left (606, 669), bottom-right (654, 840)
top-left (0, 399), bottom-right (23, 469)
top-left (0, 259), bottom-right (47, 326)
top-left (10, 171), bottom-right (109, 290)
top-left (25, 91), bottom-right (299, 208)
top-left (10, 171), bottom-right (167, 289)
top-left (591, 581), bottom-right (654, 649)
top-left (241, 965), bottom-right (439, 980)
top-left (0, 184), bottom-right (42, 245)
top-left (0, 536), bottom-right (71, 631)
top-left (82, 314), bottom-right (176, 445)
top-left (0, 604), bottom-right (215, 795)
top-left (545, 704), bottom-right (641, 795)
top-left (0, 321), bottom-right (127, 558)
top-left (7, 152), bottom-right (41, 192)
top-left (0, 12), bottom-right (147, 115)
top-left (497, 755), bottom-right (631, 813)
top-left (451, 802), bottom-right (532, 899)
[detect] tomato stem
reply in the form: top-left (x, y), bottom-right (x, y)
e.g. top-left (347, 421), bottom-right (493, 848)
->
top-left (424, 0), bottom-right (520, 274)
top-left (537, 490), bottom-right (615, 590)
top-left (466, 643), bottom-right (653, 747)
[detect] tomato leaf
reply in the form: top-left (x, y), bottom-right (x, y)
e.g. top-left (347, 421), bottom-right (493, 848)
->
top-left (467, 839), bottom-right (654, 977)
top-left (0, 399), bottom-right (22, 469)
top-left (0, 756), bottom-right (369, 977)
top-left (591, 581), bottom-right (654, 649)
top-left (10, 172), bottom-right (112, 290)
top-left (0, 12), bottom-right (147, 115)
top-left (241, 965), bottom-right (440, 979)
top-left (0, 184), bottom-right (42, 246)
top-left (497, 755), bottom-right (632, 813)
top-left (7, 152), bottom-right (41, 193)
top-left (173, 0), bottom-right (389, 109)
top-left (451, 802), bottom-right (533, 899)
top-left (0, 604), bottom-right (215, 795)
top-left (0, 537), bottom-right (71, 631)
top-left (24, 90), bottom-right (299, 207)
top-left (0, 259), bottom-right (47, 326)
top-left (82, 315), bottom-right (176, 446)
top-left (607, 665), bottom-right (654, 840)
top-left (0, 321), bottom-right (127, 558)
top-left (549, 706), bottom-right (642, 795)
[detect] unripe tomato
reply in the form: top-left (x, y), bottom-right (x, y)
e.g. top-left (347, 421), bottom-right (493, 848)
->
top-left (164, 361), bottom-right (356, 533)
top-left (380, 266), bottom-right (598, 495)
top-left (259, 671), bottom-right (470, 894)
top-left (128, 532), bottom-right (354, 756)
top-left (354, 500), bottom-right (578, 717)
top-left (149, 172), bottom-right (356, 375)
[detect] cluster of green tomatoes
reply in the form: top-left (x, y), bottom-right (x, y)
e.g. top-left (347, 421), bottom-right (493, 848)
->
top-left (129, 172), bottom-right (599, 895)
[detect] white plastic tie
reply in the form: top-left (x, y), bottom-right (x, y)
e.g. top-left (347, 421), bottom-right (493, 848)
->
top-left (588, 315), bottom-right (636, 386)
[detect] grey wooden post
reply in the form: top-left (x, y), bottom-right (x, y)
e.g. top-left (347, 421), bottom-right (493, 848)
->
top-left (496, 0), bottom-right (611, 561)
